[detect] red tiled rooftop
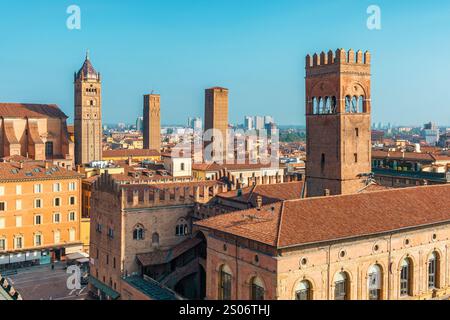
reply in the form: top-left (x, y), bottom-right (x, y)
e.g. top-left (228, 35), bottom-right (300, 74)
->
top-left (0, 103), bottom-right (68, 119)
top-left (196, 184), bottom-right (450, 248)
top-left (217, 181), bottom-right (304, 206)
top-left (102, 149), bottom-right (160, 158)
top-left (0, 161), bottom-right (82, 181)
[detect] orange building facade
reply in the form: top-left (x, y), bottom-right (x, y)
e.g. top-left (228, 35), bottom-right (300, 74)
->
top-left (0, 160), bottom-right (83, 269)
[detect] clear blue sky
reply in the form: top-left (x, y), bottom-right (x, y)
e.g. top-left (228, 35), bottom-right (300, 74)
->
top-left (1, 0), bottom-right (450, 126)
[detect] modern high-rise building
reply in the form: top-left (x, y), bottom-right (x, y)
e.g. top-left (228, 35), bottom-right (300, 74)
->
top-left (254, 116), bottom-right (265, 130)
top-left (143, 94), bottom-right (161, 151)
top-left (264, 116), bottom-right (274, 125)
top-left (305, 49), bottom-right (372, 197)
top-left (188, 117), bottom-right (202, 131)
top-left (204, 87), bottom-right (229, 160)
top-left (244, 116), bottom-right (254, 130)
top-left (74, 52), bottom-right (103, 165)
top-left (424, 122), bottom-right (440, 146)
top-left (135, 116), bottom-right (143, 132)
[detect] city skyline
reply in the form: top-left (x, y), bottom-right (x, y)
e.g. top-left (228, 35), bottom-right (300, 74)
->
top-left (1, 0), bottom-right (450, 126)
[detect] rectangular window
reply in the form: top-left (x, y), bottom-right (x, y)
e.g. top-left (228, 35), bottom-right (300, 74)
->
top-left (0, 238), bottom-right (5, 251)
top-left (45, 141), bottom-right (54, 157)
top-left (35, 215), bottom-right (42, 225)
top-left (53, 183), bottom-right (61, 192)
top-left (354, 153), bottom-right (358, 163)
top-left (16, 200), bottom-right (22, 211)
top-left (69, 196), bottom-right (76, 205)
top-left (0, 202), bottom-right (6, 211)
top-left (355, 128), bottom-right (359, 137)
top-left (54, 198), bottom-right (61, 207)
top-left (108, 228), bottom-right (114, 239)
top-left (69, 212), bottom-right (76, 222)
top-left (15, 216), bottom-right (22, 227)
top-left (35, 199), bottom-right (42, 208)
top-left (69, 182), bottom-right (76, 191)
top-left (0, 186), bottom-right (4, 196)
top-left (16, 185), bottom-right (22, 195)
top-left (53, 213), bottom-right (61, 223)
top-left (0, 217), bottom-right (5, 229)
top-left (15, 237), bottom-right (23, 249)
top-left (96, 223), bottom-right (102, 233)
top-left (34, 184), bottom-right (42, 194)
top-left (35, 234), bottom-right (42, 246)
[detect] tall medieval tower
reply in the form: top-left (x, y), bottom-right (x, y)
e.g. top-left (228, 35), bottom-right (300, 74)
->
top-left (74, 52), bottom-right (102, 165)
top-left (143, 94), bottom-right (161, 151)
top-left (305, 49), bottom-right (372, 197)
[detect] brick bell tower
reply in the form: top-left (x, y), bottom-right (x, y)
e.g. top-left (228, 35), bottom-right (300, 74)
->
top-left (305, 49), bottom-right (372, 197)
top-left (74, 51), bottom-right (103, 165)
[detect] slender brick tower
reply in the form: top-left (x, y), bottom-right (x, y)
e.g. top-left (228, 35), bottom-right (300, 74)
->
top-left (74, 51), bottom-right (102, 165)
top-left (305, 49), bottom-right (372, 197)
top-left (143, 94), bottom-right (161, 151)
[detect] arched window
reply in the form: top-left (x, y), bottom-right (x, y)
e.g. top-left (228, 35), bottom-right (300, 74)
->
top-left (318, 97), bottom-right (324, 114)
top-left (219, 265), bottom-right (232, 300)
top-left (334, 272), bottom-right (350, 300)
top-left (345, 96), bottom-right (352, 113)
top-left (368, 264), bottom-right (382, 300)
top-left (152, 232), bottom-right (159, 245)
top-left (250, 277), bottom-right (265, 300)
top-left (400, 258), bottom-right (413, 296)
top-left (428, 252), bottom-right (439, 289)
top-left (312, 97), bottom-right (318, 114)
top-left (351, 96), bottom-right (358, 113)
top-left (331, 96), bottom-right (337, 113)
top-left (295, 280), bottom-right (312, 300)
top-left (133, 225), bottom-right (145, 240)
top-left (357, 96), bottom-right (364, 113)
top-left (323, 97), bottom-right (329, 114)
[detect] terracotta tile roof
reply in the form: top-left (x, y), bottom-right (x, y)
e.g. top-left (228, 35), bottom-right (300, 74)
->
top-left (372, 150), bottom-right (436, 162)
top-left (217, 181), bottom-right (304, 206)
top-left (0, 161), bottom-right (82, 181)
top-left (102, 149), bottom-right (160, 158)
top-left (196, 184), bottom-right (450, 248)
top-left (0, 103), bottom-right (68, 119)
top-left (357, 181), bottom-right (391, 193)
top-left (192, 162), bottom-right (276, 172)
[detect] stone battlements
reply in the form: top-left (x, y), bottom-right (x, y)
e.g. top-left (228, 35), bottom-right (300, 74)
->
top-left (306, 49), bottom-right (371, 68)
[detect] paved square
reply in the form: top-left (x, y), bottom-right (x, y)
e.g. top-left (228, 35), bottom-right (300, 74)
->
top-left (4, 263), bottom-right (89, 300)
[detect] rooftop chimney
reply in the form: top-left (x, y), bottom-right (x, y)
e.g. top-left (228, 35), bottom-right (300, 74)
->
top-left (256, 196), bottom-right (263, 210)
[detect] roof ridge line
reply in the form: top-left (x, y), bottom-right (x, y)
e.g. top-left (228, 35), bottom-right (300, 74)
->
top-left (276, 201), bottom-right (286, 248)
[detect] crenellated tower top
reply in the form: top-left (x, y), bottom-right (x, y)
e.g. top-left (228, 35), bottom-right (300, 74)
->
top-left (306, 48), bottom-right (371, 69)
